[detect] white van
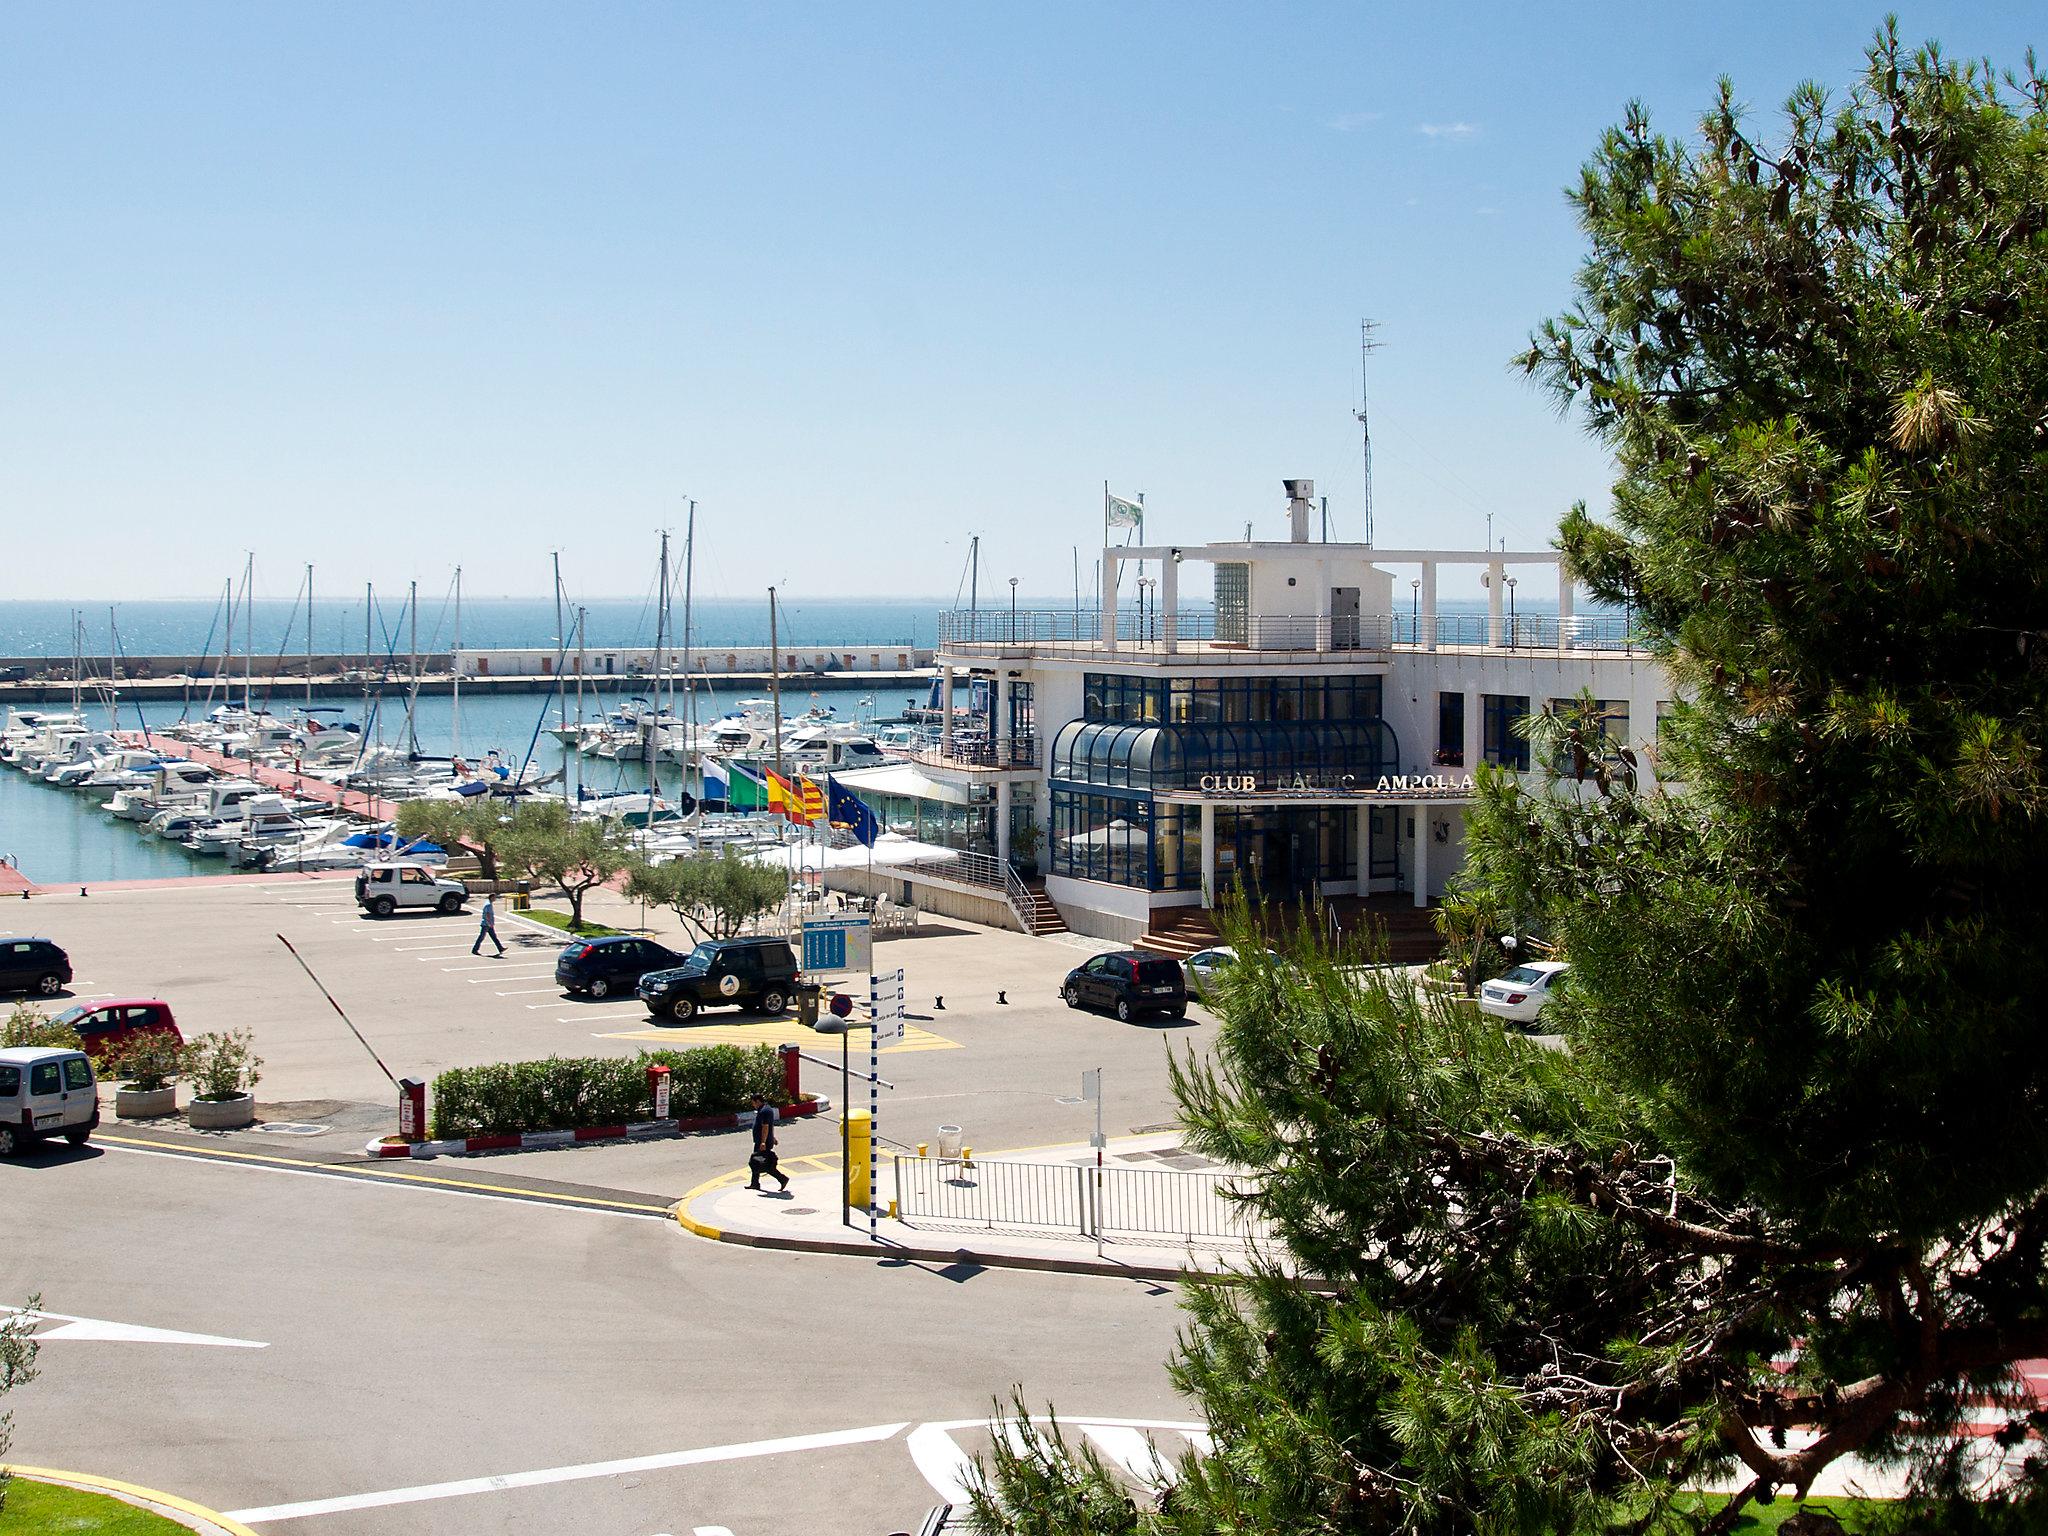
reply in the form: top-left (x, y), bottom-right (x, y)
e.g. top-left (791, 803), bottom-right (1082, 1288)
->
top-left (353, 863), bottom-right (471, 918)
top-left (0, 1046), bottom-right (98, 1155)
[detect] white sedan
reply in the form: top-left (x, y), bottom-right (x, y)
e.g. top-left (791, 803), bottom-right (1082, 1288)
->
top-left (1476, 961), bottom-right (1571, 1025)
top-left (1183, 945), bottom-right (1283, 998)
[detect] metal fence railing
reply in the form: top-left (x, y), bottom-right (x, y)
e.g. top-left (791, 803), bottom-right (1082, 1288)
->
top-left (938, 608), bottom-right (1643, 657)
top-left (892, 1155), bottom-right (1270, 1248)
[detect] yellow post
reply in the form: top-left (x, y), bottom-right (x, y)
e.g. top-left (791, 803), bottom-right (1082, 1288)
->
top-left (843, 1109), bottom-right (872, 1211)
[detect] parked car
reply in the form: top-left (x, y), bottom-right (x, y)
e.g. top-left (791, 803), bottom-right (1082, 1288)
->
top-left (354, 863), bottom-right (470, 918)
top-left (637, 937), bottom-right (802, 1022)
top-left (1062, 951), bottom-right (1188, 1022)
top-left (554, 936), bottom-right (687, 999)
top-left (47, 998), bottom-right (184, 1061)
top-left (1182, 944), bottom-right (1284, 999)
top-left (1476, 961), bottom-right (1571, 1026)
top-left (0, 936), bottom-right (72, 996)
top-left (0, 1045), bottom-right (98, 1154)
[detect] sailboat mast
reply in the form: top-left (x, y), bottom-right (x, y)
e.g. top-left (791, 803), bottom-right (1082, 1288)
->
top-left (306, 563), bottom-right (315, 707)
top-left (108, 605), bottom-right (118, 730)
top-left (768, 586), bottom-right (783, 776)
top-left (452, 566), bottom-right (463, 763)
top-left (970, 535), bottom-right (979, 618)
top-left (650, 530), bottom-right (668, 807)
top-left (243, 552), bottom-right (254, 718)
top-left (574, 605), bottom-right (587, 801)
top-left (407, 579), bottom-right (419, 757)
top-left (362, 581), bottom-right (373, 740)
top-left (680, 499), bottom-right (696, 785)
top-left (552, 551), bottom-right (565, 730)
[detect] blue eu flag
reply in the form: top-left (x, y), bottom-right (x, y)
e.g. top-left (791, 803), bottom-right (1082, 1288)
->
top-left (826, 776), bottom-right (880, 848)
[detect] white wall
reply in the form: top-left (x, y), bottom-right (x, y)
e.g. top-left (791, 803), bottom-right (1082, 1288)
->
top-left (1382, 650), bottom-right (1674, 781)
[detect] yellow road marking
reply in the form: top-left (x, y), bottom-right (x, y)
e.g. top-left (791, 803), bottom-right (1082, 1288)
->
top-left (2, 1464), bottom-right (262, 1536)
top-left (596, 1020), bottom-right (960, 1052)
top-left (94, 1133), bottom-right (674, 1214)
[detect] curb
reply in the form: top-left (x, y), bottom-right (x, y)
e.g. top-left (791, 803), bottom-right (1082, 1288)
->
top-left (364, 1095), bottom-right (828, 1159)
top-left (2, 1464), bottom-right (261, 1536)
top-left (670, 1174), bottom-right (1217, 1285)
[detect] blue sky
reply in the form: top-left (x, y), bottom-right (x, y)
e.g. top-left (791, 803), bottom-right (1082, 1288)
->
top-left (1, 3), bottom-right (2032, 605)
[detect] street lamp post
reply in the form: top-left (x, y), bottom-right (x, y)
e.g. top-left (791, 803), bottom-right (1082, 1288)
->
top-left (1409, 577), bottom-right (1420, 644)
top-left (1506, 576), bottom-right (1519, 648)
top-left (1008, 577), bottom-right (1018, 645)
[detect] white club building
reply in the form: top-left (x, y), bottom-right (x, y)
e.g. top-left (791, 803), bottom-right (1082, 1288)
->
top-left (844, 481), bottom-right (1675, 947)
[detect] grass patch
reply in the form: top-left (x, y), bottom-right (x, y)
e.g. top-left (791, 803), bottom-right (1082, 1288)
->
top-left (515, 906), bottom-right (624, 938)
top-left (1680, 1494), bottom-right (1891, 1531)
top-left (0, 1477), bottom-right (194, 1534)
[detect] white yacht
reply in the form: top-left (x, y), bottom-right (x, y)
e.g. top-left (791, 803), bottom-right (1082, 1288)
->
top-left (185, 795), bottom-right (321, 857)
top-left (56, 747), bottom-right (168, 792)
top-left (38, 733), bottom-right (123, 785)
top-left (108, 761), bottom-right (218, 821)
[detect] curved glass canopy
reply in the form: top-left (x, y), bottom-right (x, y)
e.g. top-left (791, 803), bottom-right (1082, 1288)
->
top-left (1050, 717), bottom-right (1400, 791)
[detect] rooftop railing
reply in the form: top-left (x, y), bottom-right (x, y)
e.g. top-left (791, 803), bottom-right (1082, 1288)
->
top-left (938, 609), bottom-right (1642, 657)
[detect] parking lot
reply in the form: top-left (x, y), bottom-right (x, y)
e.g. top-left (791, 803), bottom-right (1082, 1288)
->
top-left (7, 874), bottom-right (1220, 1194)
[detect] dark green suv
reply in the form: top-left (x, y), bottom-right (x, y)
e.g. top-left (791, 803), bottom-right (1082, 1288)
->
top-left (637, 937), bottom-right (801, 1022)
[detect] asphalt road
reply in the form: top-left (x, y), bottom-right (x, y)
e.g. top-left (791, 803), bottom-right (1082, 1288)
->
top-left (10, 876), bottom-right (1218, 1181)
top-left (4, 1132), bottom-right (1193, 1535)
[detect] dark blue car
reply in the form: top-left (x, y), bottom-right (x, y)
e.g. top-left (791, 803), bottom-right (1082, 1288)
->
top-left (554, 936), bottom-right (685, 999)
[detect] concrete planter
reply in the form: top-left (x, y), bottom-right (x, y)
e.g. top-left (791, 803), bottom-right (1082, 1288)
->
top-left (114, 1085), bottom-right (177, 1119)
top-left (187, 1093), bottom-right (255, 1131)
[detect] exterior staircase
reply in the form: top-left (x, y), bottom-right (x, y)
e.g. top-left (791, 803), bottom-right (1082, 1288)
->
top-left (1017, 877), bottom-right (1070, 936)
top-left (1136, 896), bottom-right (1445, 964)
top-left (1136, 906), bottom-right (1221, 960)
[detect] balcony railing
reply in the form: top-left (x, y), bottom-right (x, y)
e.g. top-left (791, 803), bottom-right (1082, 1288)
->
top-left (939, 608), bottom-right (1642, 657)
top-left (907, 732), bottom-right (1037, 771)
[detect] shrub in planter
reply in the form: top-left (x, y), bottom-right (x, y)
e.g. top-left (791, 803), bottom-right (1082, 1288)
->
top-left (111, 1032), bottom-right (183, 1093)
top-left (430, 1044), bottom-right (790, 1139)
top-left (183, 1029), bottom-right (262, 1102)
top-left (110, 1031), bottom-right (184, 1119)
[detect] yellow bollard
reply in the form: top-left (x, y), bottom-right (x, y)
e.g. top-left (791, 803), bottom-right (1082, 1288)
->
top-left (843, 1109), bottom-right (872, 1211)
top-left (916, 1142), bottom-right (928, 1158)
top-left (888, 1198), bottom-right (900, 1220)
top-left (961, 1145), bottom-right (974, 1168)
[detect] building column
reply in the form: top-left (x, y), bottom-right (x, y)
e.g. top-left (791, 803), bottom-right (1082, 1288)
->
top-left (1465, 684), bottom-right (1483, 770)
top-left (1199, 801), bottom-right (1216, 908)
top-left (1101, 553), bottom-right (1120, 654)
top-left (1557, 564), bottom-right (1575, 645)
top-left (1354, 804), bottom-right (1371, 895)
top-left (1160, 556), bottom-right (1179, 654)
top-left (996, 778), bottom-right (1012, 866)
top-left (996, 672), bottom-right (1011, 758)
top-left (939, 668), bottom-right (954, 752)
top-left (1421, 561), bottom-right (1439, 651)
top-left (1413, 803), bottom-right (1430, 908)
top-left (1486, 560), bottom-right (1505, 646)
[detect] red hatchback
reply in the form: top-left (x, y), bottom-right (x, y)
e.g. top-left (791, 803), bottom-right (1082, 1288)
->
top-left (51, 999), bottom-right (183, 1061)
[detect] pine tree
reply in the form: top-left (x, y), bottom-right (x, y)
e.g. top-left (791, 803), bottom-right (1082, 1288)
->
top-left (973, 27), bottom-right (2048, 1534)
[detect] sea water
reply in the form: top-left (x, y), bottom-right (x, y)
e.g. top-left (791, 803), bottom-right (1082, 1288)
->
top-left (0, 680), bottom-right (887, 884)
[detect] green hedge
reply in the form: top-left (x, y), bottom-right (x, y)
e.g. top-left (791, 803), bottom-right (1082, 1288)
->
top-left (430, 1044), bottom-right (791, 1139)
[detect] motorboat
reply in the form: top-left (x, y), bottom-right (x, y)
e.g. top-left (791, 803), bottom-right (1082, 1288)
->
top-left (39, 733), bottom-right (125, 785)
top-left (63, 748), bottom-right (175, 793)
top-left (108, 760), bottom-right (218, 821)
top-left (7, 720), bottom-right (93, 773)
top-left (185, 795), bottom-right (323, 857)
top-left (145, 779), bottom-right (267, 837)
top-left (2, 709), bottom-right (84, 755)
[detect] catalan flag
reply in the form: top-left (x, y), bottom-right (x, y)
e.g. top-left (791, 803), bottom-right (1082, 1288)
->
top-left (796, 775), bottom-right (826, 825)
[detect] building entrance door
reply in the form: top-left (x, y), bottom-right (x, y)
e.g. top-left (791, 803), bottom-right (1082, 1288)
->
top-left (1230, 809), bottom-right (1321, 903)
top-left (1331, 586), bottom-right (1361, 649)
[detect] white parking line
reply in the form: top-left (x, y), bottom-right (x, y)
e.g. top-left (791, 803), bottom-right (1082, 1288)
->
top-left (467, 972), bottom-right (556, 983)
top-left (497, 987), bottom-right (564, 996)
top-left (557, 1009), bottom-right (651, 1022)
top-left (398, 944), bottom-right (473, 953)
top-left (221, 1421), bottom-right (910, 1524)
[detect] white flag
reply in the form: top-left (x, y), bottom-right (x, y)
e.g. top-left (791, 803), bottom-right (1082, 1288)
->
top-left (1107, 493), bottom-right (1144, 531)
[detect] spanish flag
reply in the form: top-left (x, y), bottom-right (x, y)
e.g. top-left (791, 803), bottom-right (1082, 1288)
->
top-left (766, 770), bottom-right (813, 825)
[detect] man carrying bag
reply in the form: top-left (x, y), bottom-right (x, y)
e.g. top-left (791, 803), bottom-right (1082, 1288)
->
top-left (747, 1092), bottom-right (789, 1192)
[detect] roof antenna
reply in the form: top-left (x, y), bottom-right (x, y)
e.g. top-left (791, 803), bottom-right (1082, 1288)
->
top-left (1355, 318), bottom-right (1381, 546)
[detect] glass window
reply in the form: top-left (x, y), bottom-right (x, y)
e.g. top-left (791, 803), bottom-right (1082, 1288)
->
top-left (30, 1062), bottom-right (60, 1094)
top-left (64, 1057), bottom-right (92, 1089)
top-left (1482, 694), bottom-right (1531, 771)
top-left (1215, 563), bottom-right (1250, 644)
top-left (0, 1066), bottom-right (17, 1095)
top-left (1436, 692), bottom-right (1465, 766)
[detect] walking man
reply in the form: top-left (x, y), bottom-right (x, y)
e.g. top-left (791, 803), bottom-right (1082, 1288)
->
top-left (746, 1091), bottom-right (789, 1192)
top-left (471, 892), bottom-right (505, 956)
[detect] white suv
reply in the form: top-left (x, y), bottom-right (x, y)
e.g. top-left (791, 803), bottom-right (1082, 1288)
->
top-left (0, 1046), bottom-right (98, 1155)
top-left (353, 863), bottom-right (470, 918)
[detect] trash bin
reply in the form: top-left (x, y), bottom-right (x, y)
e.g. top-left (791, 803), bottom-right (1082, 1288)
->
top-left (796, 983), bottom-right (821, 1027)
top-left (937, 1124), bottom-right (963, 1160)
